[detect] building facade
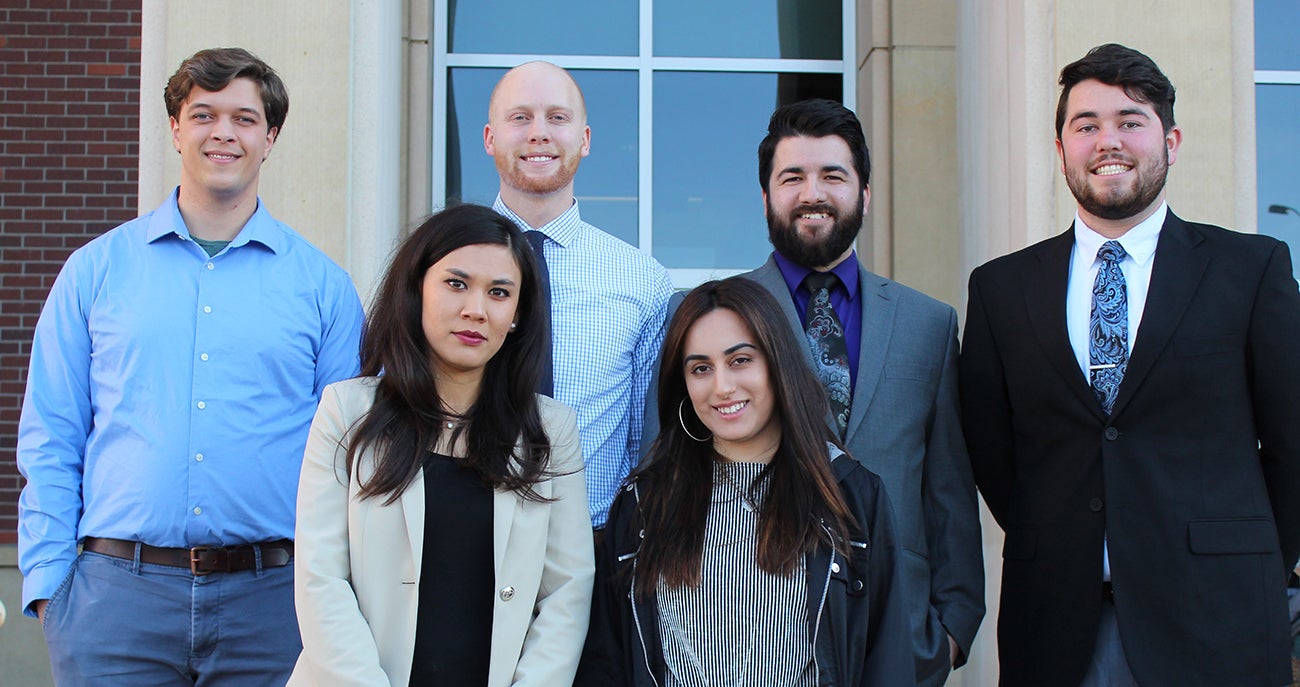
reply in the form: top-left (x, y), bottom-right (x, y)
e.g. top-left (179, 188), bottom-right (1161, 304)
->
top-left (2, 0), bottom-right (1290, 683)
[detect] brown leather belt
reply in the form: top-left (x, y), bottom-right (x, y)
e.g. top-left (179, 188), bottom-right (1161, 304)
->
top-left (83, 537), bottom-right (293, 576)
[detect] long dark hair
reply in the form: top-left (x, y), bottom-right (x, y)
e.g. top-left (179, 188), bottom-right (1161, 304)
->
top-left (346, 203), bottom-right (552, 503)
top-left (633, 277), bottom-right (855, 599)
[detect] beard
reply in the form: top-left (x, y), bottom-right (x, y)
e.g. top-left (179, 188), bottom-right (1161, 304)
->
top-left (495, 152), bottom-right (581, 196)
top-left (766, 194), bottom-right (865, 269)
top-left (1066, 153), bottom-right (1168, 221)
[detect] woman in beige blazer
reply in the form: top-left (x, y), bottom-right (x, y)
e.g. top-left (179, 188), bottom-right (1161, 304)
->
top-left (289, 204), bottom-right (593, 687)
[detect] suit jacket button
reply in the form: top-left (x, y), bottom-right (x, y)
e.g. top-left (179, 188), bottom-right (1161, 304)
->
top-left (1089, 497), bottom-right (1104, 512)
top-left (830, 562), bottom-right (841, 573)
top-left (852, 579), bottom-right (864, 592)
top-left (1103, 427), bottom-right (1119, 440)
top-left (499, 586), bottom-right (515, 601)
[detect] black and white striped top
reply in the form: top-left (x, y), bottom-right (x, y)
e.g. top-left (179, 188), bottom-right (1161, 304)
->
top-left (655, 461), bottom-right (816, 687)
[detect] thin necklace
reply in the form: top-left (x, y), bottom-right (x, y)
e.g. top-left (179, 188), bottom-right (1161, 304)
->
top-left (715, 459), bottom-right (759, 513)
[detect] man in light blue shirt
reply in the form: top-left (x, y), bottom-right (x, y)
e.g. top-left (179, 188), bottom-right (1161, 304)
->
top-left (17, 48), bottom-right (363, 685)
top-left (484, 61), bottom-right (673, 527)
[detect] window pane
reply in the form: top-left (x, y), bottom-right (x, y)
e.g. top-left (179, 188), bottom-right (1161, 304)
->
top-left (655, 0), bottom-right (841, 59)
top-left (1256, 0), bottom-right (1300, 70)
top-left (1257, 84), bottom-right (1300, 279)
top-left (653, 72), bottom-right (841, 269)
top-left (446, 68), bottom-right (639, 246)
top-left (449, 0), bottom-right (637, 56)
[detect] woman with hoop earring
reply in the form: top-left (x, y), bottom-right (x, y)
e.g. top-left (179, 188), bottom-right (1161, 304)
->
top-left (578, 276), bottom-right (913, 686)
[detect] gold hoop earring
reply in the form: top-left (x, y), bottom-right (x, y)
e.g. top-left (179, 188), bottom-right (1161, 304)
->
top-left (678, 399), bottom-right (711, 442)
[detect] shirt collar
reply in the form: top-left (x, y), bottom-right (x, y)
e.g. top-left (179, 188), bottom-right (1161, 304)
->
top-left (1072, 201), bottom-right (1166, 269)
top-left (772, 249), bottom-right (861, 300)
top-left (492, 195), bottom-right (581, 248)
top-left (146, 187), bottom-right (282, 253)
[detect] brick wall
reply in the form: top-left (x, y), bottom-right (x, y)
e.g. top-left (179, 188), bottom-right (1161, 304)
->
top-left (0, 1), bottom-right (142, 544)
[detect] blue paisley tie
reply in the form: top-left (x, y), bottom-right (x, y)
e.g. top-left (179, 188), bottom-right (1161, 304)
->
top-left (803, 272), bottom-right (851, 435)
top-left (1089, 241), bottom-right (1128, 415)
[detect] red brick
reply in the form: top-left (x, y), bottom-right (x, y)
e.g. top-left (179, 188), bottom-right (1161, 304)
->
top-left (23, 101), bottom-right (66, 115)
top-left (67, 23), bottom-right (107, 37)
top-left (44, 63), bottom-right (82, 76)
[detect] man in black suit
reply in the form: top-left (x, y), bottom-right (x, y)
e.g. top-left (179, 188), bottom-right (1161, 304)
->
top-left (960, 43), bottom-right (1300, 686)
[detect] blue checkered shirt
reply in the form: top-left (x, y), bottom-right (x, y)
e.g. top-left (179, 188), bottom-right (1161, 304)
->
top-left (494, 196), bottom-right (673, 526)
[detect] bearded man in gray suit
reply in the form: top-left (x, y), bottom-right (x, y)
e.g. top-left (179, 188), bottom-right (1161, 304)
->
top-left (741, 98), bottom-right (984, 686)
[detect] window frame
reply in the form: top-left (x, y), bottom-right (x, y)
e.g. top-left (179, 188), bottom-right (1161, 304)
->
top-left (429, 0), bottom-right (857, 287)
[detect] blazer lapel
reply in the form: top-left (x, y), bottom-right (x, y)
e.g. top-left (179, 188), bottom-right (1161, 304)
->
top-left (399, 467), bottom-right (426, 581)
top-left (845, 266), bottom-right (895, 442)
top-left (1109, 213), bottom-right (1206, 418)
top-left (491, 440), bottom-right (525, 583)
top-left (1025, 228), bottom-right (1104, 419)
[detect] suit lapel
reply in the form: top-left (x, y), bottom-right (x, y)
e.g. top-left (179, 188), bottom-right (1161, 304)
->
top-left (747, 257), bottom-right (848, 439)
top-left (1025, 228), bottom-right (1104, 419)
top-left (1110, 213), bottom-right (1206, 418)
top-left (844, 265), bottom-right (895, 443)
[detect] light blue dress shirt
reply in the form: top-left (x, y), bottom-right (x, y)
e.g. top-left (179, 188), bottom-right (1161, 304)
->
top-left (493, 197), bottom-right (673, 526)
top-left (17, 189), bottom-right (364, 614)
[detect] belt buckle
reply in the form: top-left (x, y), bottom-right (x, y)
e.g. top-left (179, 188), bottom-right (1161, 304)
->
top-left (190, 546), bottom-right (226, 576)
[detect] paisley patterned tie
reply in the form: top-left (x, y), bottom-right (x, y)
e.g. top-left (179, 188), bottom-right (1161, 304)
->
top-left (803, 272), bottom-right (851, 435)
top-left (1089, 241), bottom-right (1128, 415)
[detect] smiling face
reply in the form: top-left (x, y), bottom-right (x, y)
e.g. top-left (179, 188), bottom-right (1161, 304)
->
top-left (421, 243), bottom-right (523, 386)
top-left (683, 308), bottom-right (781, 462)
top-left (763, 135), bottom-right (869, 271)
top-left (170, 77), bottom-right (276, 207)
top-left (484, 62), bottom-right (591, 201)
top-left (1056, 78), bottom-right (1181, 235)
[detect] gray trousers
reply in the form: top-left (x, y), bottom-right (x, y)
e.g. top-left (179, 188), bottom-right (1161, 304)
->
top-left (1078, 600), bottom-right (1140, 687)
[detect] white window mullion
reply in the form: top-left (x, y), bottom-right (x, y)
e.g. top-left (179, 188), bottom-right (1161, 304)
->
top-left (639, 0), bottom-right (654, 254)
top-left (430, 0), bottom-right (450, 210)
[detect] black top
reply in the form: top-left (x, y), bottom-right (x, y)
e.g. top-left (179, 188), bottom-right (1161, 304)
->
top-left (408, 451), bottom-right (495, 687)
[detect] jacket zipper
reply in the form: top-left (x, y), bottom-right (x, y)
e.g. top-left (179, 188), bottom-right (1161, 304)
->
top-left (812, 521), bottom-right (834, 685)
top-left (626, 483), bottom-right (660, 687)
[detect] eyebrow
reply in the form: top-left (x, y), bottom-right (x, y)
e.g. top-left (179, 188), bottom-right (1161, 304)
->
top-left (187, 102), bottom-right (263, 117)
top-left (446, 267), bottom-right (516, 286)
top-left (778, 164), bottom-right (850, 177)
top-left (683, 342), bottom-right (757, 363)
top-left (1068, 107), bottom-right (1150, 126)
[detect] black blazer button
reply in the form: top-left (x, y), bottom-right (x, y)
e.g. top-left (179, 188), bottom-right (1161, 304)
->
top-left (1103, 427), bottom-right (1119, 440)
top-left (1089, 497), bottom-right (1104, 512)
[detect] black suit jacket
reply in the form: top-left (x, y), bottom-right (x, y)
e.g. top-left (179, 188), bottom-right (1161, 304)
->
top-left (960, 212), bottom-right (1300, 687)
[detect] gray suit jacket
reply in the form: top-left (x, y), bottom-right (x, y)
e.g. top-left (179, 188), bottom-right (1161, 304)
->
top-left (743, 255), bottom-right (984, 686)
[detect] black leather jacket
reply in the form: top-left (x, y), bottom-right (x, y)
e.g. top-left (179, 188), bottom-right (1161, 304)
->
top-left (577, 451), bottom-right (916, 687)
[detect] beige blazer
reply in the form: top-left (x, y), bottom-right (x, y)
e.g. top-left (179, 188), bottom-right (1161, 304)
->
top-left (287, 377), bottom-right (594, 687)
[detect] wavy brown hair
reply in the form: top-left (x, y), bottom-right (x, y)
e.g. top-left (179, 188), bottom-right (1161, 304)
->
top-left (633, 277), bottom-right (855, 599)
top-left (346, 203), bottom-right (553, 503)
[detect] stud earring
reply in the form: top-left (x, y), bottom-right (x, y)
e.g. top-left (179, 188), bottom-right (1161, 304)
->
top-left (510, 322), bottom-right (517, 330)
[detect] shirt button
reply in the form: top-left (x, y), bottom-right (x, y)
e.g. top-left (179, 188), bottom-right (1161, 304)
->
top-left (206, 262), bottom-right (214, 270)
top-left (1104, 427), bottom-right (1120, 441)
top-left (1089, 497), bottom-right (1104, 512)
top-left (200, 353), bottom-right (209, 361)
top-left (195, 453), bottom-right (204, 462)
top-left (193, 507), bottom-right (202, 515)
top-left (196, 401), bottom-right (206, 409)
top-left (499, 586), bottom-right (515, 601)
top-left (830, 562), bottom-right (841, 574)
top-left (203, 305), bottom-right (212, 314)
